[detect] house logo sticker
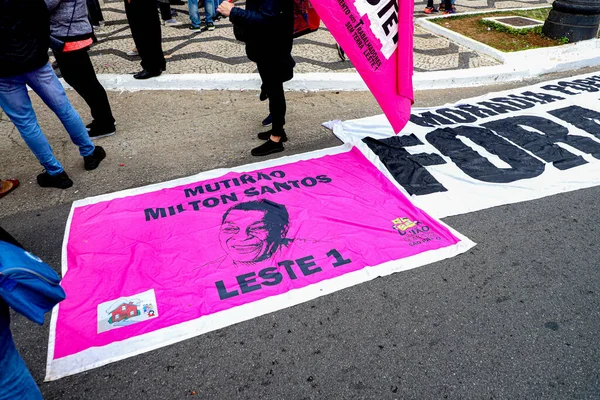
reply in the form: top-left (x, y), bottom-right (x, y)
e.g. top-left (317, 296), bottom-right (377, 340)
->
top-left (97, 289), bottom-right (158, 333)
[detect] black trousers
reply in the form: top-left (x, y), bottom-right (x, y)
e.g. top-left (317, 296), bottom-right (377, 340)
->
top-left (157, 1), bottom-right (171, 21)
top-left (87, 0), bottom-right (104, 26)
top-left (54, 48), bottom-right (115, 127)
top-left (124, 0), bottom-right (166, 72)
top-left (257, 63), bottom-right (287, 134)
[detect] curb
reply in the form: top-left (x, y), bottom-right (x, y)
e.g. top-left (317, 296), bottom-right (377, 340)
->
top-left (89, 73), bottom-right (368, 92)
top-left (77, 6), bottom-right (600, 94)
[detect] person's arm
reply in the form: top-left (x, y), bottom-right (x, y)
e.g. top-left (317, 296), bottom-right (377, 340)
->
top-left (218, 0), bottom-right (282, 29)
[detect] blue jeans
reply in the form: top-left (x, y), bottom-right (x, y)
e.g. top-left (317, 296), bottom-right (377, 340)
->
top-left (0, 63), bottom-right (95, 176)
top-left (0, 301), bottom-right (43, 400)
top-left (188, 0), bottom-right (216, 27)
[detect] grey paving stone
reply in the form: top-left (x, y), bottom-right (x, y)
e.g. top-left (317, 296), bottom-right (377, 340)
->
top-left (85, 0), bottom-right (548, 75)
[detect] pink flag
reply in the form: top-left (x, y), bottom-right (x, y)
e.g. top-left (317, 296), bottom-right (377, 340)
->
top-left (311, 0), bottom-right (414, 133)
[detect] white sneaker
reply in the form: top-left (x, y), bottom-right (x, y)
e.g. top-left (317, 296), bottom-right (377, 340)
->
top-left (126, 49), bottom-right (139, 56)
top-left (163, 19), bottom-right (180, 26)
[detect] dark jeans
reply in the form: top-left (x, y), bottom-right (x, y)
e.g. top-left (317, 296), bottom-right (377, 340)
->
top-left (124, 0), bottom-right (166, 72)
top-left (158, 1), bottom-right (172, 21)
top-left (53, 49), bottom-right (115, 128)
top-left (257, 64), bottom-right (286, 134)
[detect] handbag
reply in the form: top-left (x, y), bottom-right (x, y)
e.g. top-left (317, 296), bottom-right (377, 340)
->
top-left (0, 241), bottom-right (66, 325)
top-left (49, 36), bottom-right (66, 52)
top-left (49, 1), bottom-right (78, 53)
top-left (293, 0), bottom-right (320, 38)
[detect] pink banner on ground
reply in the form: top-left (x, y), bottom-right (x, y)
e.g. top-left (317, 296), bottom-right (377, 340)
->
top-left (46, 146), bottom-right (473, 380)
top-left (311, 0), bottom-right (414, 133)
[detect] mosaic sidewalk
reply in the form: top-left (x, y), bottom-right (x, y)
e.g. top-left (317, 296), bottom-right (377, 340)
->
top-left (85, 0), bottom-right (552, 75)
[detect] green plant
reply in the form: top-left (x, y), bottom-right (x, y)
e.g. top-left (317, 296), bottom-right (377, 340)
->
top-left (558, 36), bottom-right (570, 45)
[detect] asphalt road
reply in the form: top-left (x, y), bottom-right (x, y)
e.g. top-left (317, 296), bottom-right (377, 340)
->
top-left (1, 68), bottom-right (599, 399)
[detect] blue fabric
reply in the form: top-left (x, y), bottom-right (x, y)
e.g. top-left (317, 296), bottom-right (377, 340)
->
top-left (188, 0), bottom-right (217, 27)
top-left (0, 62), bottom-right (94, 175)
top-left (229, 0), bottom-right (287, 29)
top-left (0, 300), bottom-right (43, 400)
top-left (0, 240), bottom-right (66, 325)
top-left (204, 0), bottom-right (216, 24)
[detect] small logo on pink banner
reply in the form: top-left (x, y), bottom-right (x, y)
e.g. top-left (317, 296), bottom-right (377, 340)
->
top-left (97, 289), bottom-right (158, 333)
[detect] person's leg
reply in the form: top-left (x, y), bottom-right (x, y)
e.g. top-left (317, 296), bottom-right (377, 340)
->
top-left (53, 49), bottom-right (115, 130)
top-left (251, 65), bottom-right (287, 156)
top-left (187, 0), bottom-right (201, 27)
top-left (444, 0), bottom-right (452, 12)
top-left (158, 1), bottom-right (172, 21)
top-left (266, 79), bottom-right (286, 135)
top-left (204, 0), bottom-right (215, 24)
top-left (125, 0), bottom-right (166, 73)
top-left (24, 63), bottom-right (95, 158)
top-left (125, 0), bottom-right (144, 59)
top-left (136, 0), bottom-right (167, 71)
top-left (256, 63), bottom-right (287, 138)
top-left (0, 74), bottom-right (66, 175)
top-left (424, 0), bottom-right (437, 12)
top-left (0, 301), bottom-right (43, 400)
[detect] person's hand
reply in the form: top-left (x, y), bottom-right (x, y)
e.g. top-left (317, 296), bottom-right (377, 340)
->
top-left (217, 1), bottom-right (234, 17)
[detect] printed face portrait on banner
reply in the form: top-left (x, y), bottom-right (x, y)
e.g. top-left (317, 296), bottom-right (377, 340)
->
top-left (218, 200), bottom-right (290, 265)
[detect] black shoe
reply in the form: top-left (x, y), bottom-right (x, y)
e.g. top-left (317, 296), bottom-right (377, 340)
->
top-left (207, 22), bottom-right (215, 31)
top-left (84, 146), bottom-right (106, 170)
top-left (251, 139), bottom-right (284, 156)
top-left (262, 114), bottom-right (273, 126)
top-left (37, 171), bottom-right (73, 189)
top-left (336, 44), bottom-right (346, 61)
top-left (257, 129), bottom-right (287, 142)
top-left (259, 91), bottom-right (268, 101)
top-left (133, 69), bottom-right (162, 79)
top-left (189, 25), bottom-right (202, 31)
top-left (86, 121), bottom-right (116, 140)
top-left (214, 12), bottom-right (223, 21)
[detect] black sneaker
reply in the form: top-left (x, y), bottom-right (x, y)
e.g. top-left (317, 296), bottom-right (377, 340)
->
top-left (84, 146), bottom-right (106, 170)
top-left (189, 25), bottom-right (201, 31)
top-left (251, 139), bottom-right (284, 156)
top-left (37, 171), bottom-right (73, 189)
top-left (87, 121), bottom-right (116, 140)
top-left (207, 22), bottom-right (215, 31)
top-left (262, 114), bottom-right (273, 126)
top-left (257, 129), bottom-right (288, 142)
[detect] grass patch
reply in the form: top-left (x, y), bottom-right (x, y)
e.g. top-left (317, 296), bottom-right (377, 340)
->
top-left (430, 7), bottom-right (570, 52)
